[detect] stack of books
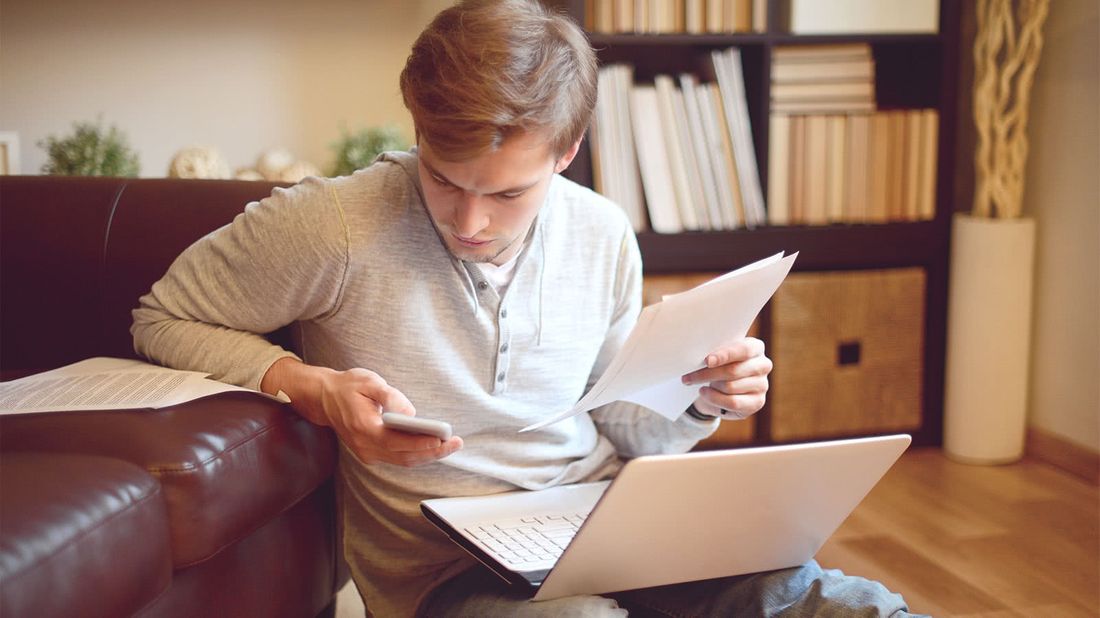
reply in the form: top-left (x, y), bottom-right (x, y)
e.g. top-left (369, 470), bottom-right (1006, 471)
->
top-left (590, 49), bottom-right (766, 233)
top-left (770, 44), bottom-right (876, 114)
top-left (586, 0), bottom-right (767, 34)
top-left (767, 109), bottom-right (939, 226)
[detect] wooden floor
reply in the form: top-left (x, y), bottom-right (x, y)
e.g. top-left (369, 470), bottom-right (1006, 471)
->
top-left (816, 448), bottom-right (1100, 617)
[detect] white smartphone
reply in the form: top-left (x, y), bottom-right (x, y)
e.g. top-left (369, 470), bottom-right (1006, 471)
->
top-left (381, 412), bottom-right (453, 440)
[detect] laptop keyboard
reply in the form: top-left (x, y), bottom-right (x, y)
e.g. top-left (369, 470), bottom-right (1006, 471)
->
top-left (464, 512), bottom-right (588, 568)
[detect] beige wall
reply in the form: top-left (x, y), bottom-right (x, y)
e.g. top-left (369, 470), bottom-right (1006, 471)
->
top-left (0, 0), bottom-right (452, 177)
top-left (1021, 0), bottom-right (1100, 451)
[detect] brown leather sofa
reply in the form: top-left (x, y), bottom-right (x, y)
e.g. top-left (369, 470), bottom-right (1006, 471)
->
top-left (0, 176), bottom-right (349, 617)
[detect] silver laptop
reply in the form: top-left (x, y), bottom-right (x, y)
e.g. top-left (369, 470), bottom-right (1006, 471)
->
top-left (421, 434), bottom-right (911, 601)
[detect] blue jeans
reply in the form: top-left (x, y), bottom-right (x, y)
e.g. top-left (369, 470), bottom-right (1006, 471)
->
top-left (417, 559), bottom-right (925, 617)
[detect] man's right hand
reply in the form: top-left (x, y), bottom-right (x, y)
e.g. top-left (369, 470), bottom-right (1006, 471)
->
top-left (261, 357), bottom-right (463, 466)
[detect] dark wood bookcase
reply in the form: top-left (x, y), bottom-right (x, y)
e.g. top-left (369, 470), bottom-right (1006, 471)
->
top-left (546, 0), bottom-right (963, 447)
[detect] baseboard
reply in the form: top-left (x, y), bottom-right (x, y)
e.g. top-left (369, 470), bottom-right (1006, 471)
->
top-left (1026, 426), bottom-right (1100, 485)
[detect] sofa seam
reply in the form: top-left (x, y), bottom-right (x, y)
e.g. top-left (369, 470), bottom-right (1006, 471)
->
top-left (143, 419), bottom-right (284, 475)
top-left (0, 481), bottom-right (166, 585)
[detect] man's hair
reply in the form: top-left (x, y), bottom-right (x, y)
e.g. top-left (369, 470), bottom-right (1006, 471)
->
top-left (400, 0), bottom-right (597, 161)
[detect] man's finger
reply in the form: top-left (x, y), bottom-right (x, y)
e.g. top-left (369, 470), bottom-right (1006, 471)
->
top-left (704, 375), bottom-right (770, 397)
top-left (388, 437), bottom-right (464, 466)
top-left (380, 429), bottom-right (446, 452)
top-left (683, 354), bottom-right (772, 385)
top-left (703, 338), bottom-right (765, 368)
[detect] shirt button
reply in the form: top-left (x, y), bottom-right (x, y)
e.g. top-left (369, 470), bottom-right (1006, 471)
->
top-left (500, 309), bottom-right (508, 318)
top-left (497, 372), bottom-right (506, 382)
top-left (500, 343), bottom-right (509, 354)
top-left (477, 281), bottom-right (488, 291)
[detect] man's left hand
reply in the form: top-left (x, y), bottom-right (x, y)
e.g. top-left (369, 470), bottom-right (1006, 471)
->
top-left (681, 337), bottom-right (772, 419)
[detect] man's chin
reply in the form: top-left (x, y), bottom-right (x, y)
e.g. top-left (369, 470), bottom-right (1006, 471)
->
top-left (446, 240), bottom-right (498, 264)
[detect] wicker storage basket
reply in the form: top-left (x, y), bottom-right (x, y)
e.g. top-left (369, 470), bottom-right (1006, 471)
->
top-left (768, 268), bottom-right (924, 441)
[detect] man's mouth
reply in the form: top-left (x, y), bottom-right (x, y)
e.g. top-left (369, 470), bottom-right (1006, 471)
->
top-left (453, 234), bottom-right (489, 248)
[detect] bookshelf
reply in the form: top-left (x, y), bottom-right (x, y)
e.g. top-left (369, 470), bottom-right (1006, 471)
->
top-left (548, 0), bottom-right (962, 447)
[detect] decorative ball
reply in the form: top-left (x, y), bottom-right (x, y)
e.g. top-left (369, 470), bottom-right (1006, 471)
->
top-left (234, 168), bottom-right (266, 181)
top-left (256, 148), bottom-right (296, 181)
top-left (279, 161), bottom-right (322, 183)
top-left (168, 147), bottom-right (230, 179)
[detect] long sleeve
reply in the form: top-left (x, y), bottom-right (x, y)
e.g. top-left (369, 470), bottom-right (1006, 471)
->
top-left (131, 176), bottom-right (351, 391)
top-left (588, 228), bottom-right (718, 457)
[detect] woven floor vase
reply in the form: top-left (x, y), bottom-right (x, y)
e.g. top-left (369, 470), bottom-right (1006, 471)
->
top-left (944, 214), bottom-right (1036, 464)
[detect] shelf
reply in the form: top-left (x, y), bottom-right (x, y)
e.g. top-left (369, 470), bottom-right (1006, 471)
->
top-left (587, 33), bottom-right (771, 47)
top-left (637, 221), bottom-right (948, 273)
top-left (587, 32), bottom-right (942, 47)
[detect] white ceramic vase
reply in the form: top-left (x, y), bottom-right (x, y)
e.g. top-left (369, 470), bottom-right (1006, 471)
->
top-left (944, 213), bottom-right (1036, 464)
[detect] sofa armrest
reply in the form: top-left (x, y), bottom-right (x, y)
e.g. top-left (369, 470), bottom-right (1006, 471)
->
top-left (0, 393), bottom-right (337, 568)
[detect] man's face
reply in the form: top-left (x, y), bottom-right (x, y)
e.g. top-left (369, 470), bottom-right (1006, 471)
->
top-left (418, 132), bottom-right (577, 266)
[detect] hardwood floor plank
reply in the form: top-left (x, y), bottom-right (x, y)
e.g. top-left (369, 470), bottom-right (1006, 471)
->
top-left (817, 448), bottom-right (1100, 617)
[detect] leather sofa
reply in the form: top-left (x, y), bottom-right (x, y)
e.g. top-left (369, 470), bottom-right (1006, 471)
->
top-left (0, 176), bottom-right (349, 617)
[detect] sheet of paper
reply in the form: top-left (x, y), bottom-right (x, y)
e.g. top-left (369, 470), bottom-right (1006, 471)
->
top-left (0, 357), bottom-right (282, 415)
top-left (521, 252), bottom-right (797, 432)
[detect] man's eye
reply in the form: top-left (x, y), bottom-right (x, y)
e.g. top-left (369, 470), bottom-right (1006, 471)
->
top-left (499, 192), bottom-right (524, 200)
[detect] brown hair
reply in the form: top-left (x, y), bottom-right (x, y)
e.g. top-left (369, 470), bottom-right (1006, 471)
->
top-left (400, 0), bottom-right (597, 161)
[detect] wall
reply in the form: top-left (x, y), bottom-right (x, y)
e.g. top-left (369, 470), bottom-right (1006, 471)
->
top-left (0, 0), bottom-right (452, 177)
top-left (1022, 0), bottom-right (1100, 452)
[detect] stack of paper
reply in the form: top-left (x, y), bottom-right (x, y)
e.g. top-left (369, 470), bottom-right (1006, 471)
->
top-left (522, 252), bottom-right (797, 432)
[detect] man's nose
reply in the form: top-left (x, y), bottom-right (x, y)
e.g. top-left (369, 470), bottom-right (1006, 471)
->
top-left (453, 192), bottom-right (489, 237)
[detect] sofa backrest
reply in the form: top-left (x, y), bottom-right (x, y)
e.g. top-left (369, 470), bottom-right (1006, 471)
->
top-left (0, 176), bottom-right (290, 380)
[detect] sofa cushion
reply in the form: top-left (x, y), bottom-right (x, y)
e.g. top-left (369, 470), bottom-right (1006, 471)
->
top-left (0, 393), bottom-right (337, 568)
top-left (0, 452), bottom-right (172, 618)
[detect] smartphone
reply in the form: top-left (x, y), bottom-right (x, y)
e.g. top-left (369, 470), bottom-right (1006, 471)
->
top-left (381, 412), bottom-right (453, 440)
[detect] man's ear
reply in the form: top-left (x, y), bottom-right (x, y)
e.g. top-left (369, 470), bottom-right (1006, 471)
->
top-left (553, 138), bottom-right (584, 174)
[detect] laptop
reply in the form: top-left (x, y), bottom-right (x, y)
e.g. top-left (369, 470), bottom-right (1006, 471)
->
top-left (421, 433), bottom-right (911, 601)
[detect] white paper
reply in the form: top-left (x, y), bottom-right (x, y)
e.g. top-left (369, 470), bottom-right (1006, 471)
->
top-left (521, 252), bottom-right (797, 432)
top-left (0, 357), bottom-right (285, 415)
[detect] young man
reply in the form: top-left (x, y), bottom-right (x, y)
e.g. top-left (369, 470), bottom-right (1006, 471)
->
top-left (133, 0), bottom-right (917, 615)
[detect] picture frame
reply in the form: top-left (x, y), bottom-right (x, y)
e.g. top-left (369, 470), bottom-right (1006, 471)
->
top-left (0, 132), bottom-right (22, 175)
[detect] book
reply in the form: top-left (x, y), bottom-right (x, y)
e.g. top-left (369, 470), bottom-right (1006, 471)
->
top-left (630, 85), bottom-right (683, 233)
top-left (591, 65), bottom-right (647, 231)
top-left (771, 43), bottom-right (873, 62)
top-left (825, 115), bottom-right (848, 223)
top-left (789, 115), bottom-right (806, 225)
top-left (886, 110), bottom-right (907, 221)
top-left (752, 0), bottom-right (767, 32)
top-left (781, 0), bottom-right (939, 35)
top-left (668, 76), bottom-right (713, 229)
top-left (698, 82), bottom-right (742, 228)
top-left (804, 114), bottom-right (829, 225)
top-left (868, 112), bottom-right (891, 223)
top-left (733, 0), bottom-right (752, 32)
top-left (706, 0), bottom-right (723, 32)
top-left (771, 100), bottom-right (877, 114)
top-left (685, 0), bottom-right (705, 33)
top-left (918, 109), bottom-right (939, 220)
top-left (904, 109), bottom-right (923, 221)
top-left (709, 83), bottom-right (747, 227)
top-left (771, 59), bottom-right (875, 83)
top-left (654, 75), bottom-right (702, 230)
top-left (713, 48), bottom-right (766, 228)
top-left (680, 74), bottom-right (726, 229)
top-left (767, 113), bottom-right (791, 226)
top-left (771, 81), bottom-right (875, 102)
top-left (845, 113), bottom-right (872, 223)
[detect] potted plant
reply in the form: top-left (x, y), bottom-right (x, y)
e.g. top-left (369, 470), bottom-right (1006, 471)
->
top-left (329, 125), bottom-right (407, 177)
top-left (38, 119), bottom-right (140, 177)
top-left (944, 0), bottom-right (1050, 464)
